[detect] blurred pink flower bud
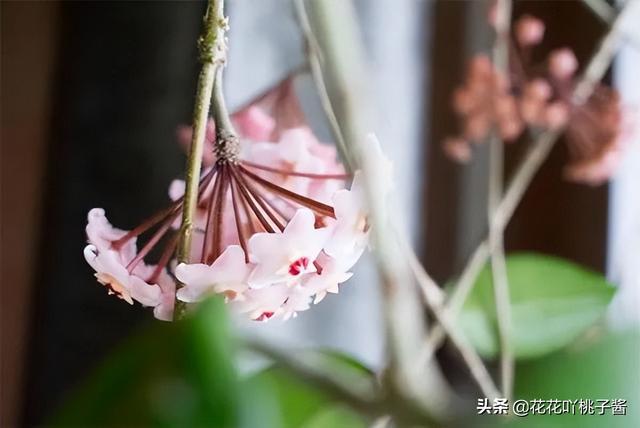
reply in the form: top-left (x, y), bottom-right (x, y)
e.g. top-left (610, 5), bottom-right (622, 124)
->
top-left (465, 114), bottom-right (491, 142)
top-left (515, 15), bottom-right (545, 46)
top-left (453, 88), bottom-right (475, 114)
top-left (524, 78), bottom-right (552, 101)
top-left (549, 48), bottom-right (578, 80)
top-left (494, 95), bottom-right (517, 118)
top-left (232, 106), bottom-right (276, 141)
top-left (498, 117), bottom-right (524, 141)
top-left (443, 137), bottom-right (472, 163)
top-left (469, 55), bottom-right (493, 80)
top-left (563, 87), bottom-right (625, 185)
top-left (564, 149), bottom-right (620, 186)
top-left (520, 98), bottom-right (543, 125)
top-left (177, 121), bottom-right (216, 167)
top-left (545, 102), bottom-right (570, 129)
top-left (488, 0), bottom-right (498, 29)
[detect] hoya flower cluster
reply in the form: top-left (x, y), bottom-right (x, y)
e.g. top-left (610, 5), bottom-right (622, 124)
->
top-left (443, 14), bottom-right (626, 185)
top-left (84, 82), bottom-right (385, 321)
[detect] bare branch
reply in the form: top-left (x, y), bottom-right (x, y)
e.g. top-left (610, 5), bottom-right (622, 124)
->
top-left (403, 240), bottom-right (500, 399)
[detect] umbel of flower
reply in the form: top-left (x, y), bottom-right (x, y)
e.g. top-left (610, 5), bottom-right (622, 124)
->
top-left (83, 80), bottom-right (388, 321)
top-left (443, 14), bottom-right (628, 186)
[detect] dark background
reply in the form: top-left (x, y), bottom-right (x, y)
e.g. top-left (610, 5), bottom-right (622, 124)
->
top-left (3, 2), bottom-right (206, 425)
top-left (1, 1), bottom-right (608, 426)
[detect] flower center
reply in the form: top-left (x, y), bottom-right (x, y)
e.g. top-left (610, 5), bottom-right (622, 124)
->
top-left (256, 311), bottom-right (274, 321)
top-left (288, 256), bottom-right (310, 276)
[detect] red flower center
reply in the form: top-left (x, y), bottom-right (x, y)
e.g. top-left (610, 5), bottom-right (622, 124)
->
top-left (288, 257), bottom-right (310, 276)
top-left (256, 311), bottom-right (275, 321)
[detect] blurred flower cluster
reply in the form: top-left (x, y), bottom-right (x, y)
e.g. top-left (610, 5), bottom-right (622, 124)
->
top-left (444, 14), bottom-right (628, 185)
top-left (84, 79), bottom-right (386, 321)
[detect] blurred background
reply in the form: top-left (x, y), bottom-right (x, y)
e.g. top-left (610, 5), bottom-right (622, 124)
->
top-left (2, 1), bottom-right (638, 427)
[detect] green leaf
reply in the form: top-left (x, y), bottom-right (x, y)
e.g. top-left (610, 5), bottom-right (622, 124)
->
top-left (464, 331), bottom-right (639, 428)
top-left (459, 253), bottom-right (616, 359)
top-left (243, 349), bottom-right (372, 428)
top-left (301, 405), bottom-right (367, 428)
top-left (50, 297), bottom-right (243, 427)
top-left (511, 331), bottom-right (640, 428)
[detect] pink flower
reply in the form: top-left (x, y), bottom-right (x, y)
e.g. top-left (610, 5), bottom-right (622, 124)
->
top-left (279, 286), bottom-right (313, 320)
top-left (520, 79), bottom-right (553, 126)
top-left (153, 271), bottom-right (176, 321)
top-left (443, 14), bottom-right (628, 185)
top-left (562, 87), bottom-right (625, 185)
top-left (549, 48), bottom-right (579, 80)
top-left (443, 137), bottom-right (472, 164)
top-left (324, 173), bottom-right (369, 260)
top-left (244, 127), bottom-right (346, 205)
top-left (83, 245), bottom-right (161, 306)
top-left (86, 208), bottom-right (136, 262)
top-left (247, 128), bottom-right (324, 194)
top-left (515, 15), bottom-right (545, 47)
top-left (84, 209), bottom-right (164, 307)
top-left (84, 74), bottom-right (373, 322)
top-left (231, 284), bottom-right (289, 321)
top-left (176, 76), bottom-right (305, 160)
top-left (544, 102), bottom-right (570, 129)
top-left (302, 251), bottom-right (360, 304)
top-left (175, 245), bottom-right (251, 302)
top-left (232, 106), bottom-right (276, 141)
top-left (84, 206), bottom-right (180, 316)
top-left (564, 149), bottom-right (620, 185)
top-left (176, 108), bottom-right (274, 168)
top-left (248, 209), bottom-right (330, 288)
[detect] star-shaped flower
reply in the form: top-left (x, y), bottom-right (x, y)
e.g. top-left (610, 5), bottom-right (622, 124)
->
top-left (231, 283), bottom-right (290, 321)
top-left (323, 173), bottom-right (369, 260)
top-left (175, 245), bottom-right (251, 302)
top-left (248, 209), bottom-right (330, 288)
top-left (302, 250), bottom-right (361, 304)
top-left (84, 245), bottom-right (161, 307)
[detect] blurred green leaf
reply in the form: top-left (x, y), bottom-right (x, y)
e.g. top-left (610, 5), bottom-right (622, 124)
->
top-left (52, 298), bottom-right (372, 428)
top-left (459, 253), bottom-right (616, 359)
top-left (50, 298), bottom-right (243, 427)
top-left (243, 349), bottom-right (372, 428)
top-left (314, 348), bottom-right (376, 378)
top-left (467, 331), bottom-right (639, 428)
top-left (511, 331), bottom-right (639, 428)
top-left (301, 405), bottom-right (367, 428)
